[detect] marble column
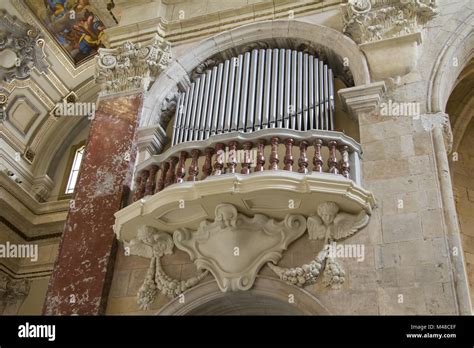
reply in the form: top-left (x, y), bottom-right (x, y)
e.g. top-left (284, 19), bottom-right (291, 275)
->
top-left (43, 36), bottom-right (171, 315)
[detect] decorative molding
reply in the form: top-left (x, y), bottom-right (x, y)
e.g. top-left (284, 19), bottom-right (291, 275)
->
top-left (191, 59), bottom-right (220, 81)
top-left (0, 272), bottom-right (30, 313)
top-left (125, 226), bottom-right (207, 310)
top-left (341, 0), bottom-right (439, 45)
top-left (173, 203), bottom-right (307, 292)
top-left (0, 10), bottom-right (48, 82)
top-left (158, 90), bottom-right (180, 129)
top-left (268, 202), bottom-right (369, 289)
top-left (338, 81), bottom-right (386, 118)
top-left (95, 35), bottom-right (172, 97)
top-left (135, 125), bottom-right (168, 158)
top-left (420, 112), bottom-right (453, 154)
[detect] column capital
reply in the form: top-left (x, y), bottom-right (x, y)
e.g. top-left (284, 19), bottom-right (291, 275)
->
top-left (95, 35), bottom-right (172, 97)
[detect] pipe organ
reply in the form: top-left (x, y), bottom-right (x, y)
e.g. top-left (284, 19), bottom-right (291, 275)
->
top-left (172, 48), bottom-right (335, 146)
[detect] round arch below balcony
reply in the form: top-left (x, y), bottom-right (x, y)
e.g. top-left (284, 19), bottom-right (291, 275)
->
top-left (156, 276), bottom-right (331, 315)
top-left (141, 19), bottom-right (371, 128)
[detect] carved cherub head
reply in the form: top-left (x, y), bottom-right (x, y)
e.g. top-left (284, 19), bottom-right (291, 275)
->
top-left (317, 202), bottom-right (340, 226)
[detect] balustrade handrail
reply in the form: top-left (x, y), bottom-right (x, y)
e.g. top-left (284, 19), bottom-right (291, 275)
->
top-left (137, 128), bottom-right (361, 173)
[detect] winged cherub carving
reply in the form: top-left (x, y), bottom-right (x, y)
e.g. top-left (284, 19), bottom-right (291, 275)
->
top-left (307, 202), bottom-right (370, 245)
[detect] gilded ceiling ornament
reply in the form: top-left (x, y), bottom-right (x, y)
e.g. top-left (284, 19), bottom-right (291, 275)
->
top-left (95, 34), bottom-right (172, 97)
top-left (0, 10), bottom-right (48, 82)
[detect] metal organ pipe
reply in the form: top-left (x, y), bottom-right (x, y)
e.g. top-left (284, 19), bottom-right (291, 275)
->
top-left (172, 48), bottom-right (336, 145)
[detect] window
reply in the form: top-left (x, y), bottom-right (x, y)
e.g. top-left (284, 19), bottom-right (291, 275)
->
top-left (65, 145), bottom-right (85, 194)
top-left (59, 141), bottom-right (86, 200)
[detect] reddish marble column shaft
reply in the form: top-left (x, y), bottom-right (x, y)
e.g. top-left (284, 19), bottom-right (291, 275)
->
top-left (43, 93), bottom-right (143, 315)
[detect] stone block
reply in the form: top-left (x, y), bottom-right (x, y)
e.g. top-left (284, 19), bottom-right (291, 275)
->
top-left (421, 209), bottom-right (445, 238)
top-left (378, 286), bottom-right (427, 315)
top-left (109, 270), bottom-right (131, 298)
top-left (382, 213), bottom-right (422, 243)
top-left (375, 243), bottom-right (400, 269)
top-left (350, 291), bottom-right (379, 314)
top-left (423, 282), bottom-right (456, 314)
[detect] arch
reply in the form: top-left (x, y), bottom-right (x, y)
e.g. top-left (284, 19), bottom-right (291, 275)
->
top-left (157, 276), bottom-right (331, 315)
top-left (141, 20), bottom-right (371, 127)
top-left (427, 10), bottom-right (474, 114)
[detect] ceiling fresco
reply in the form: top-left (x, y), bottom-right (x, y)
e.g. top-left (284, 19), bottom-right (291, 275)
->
top-left (25, 0), bottom-right (107, 65)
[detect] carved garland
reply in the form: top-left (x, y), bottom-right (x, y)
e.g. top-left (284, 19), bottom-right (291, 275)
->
top-left (128, 202), bottom-right (370, 309)
top-left (125, 226), bottom-right (207, 310)
top-left (267, 202), bottom-right (369, 289)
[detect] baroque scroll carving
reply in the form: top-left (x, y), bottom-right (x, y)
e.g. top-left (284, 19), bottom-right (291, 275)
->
top-left (125, 226), bottom-right (207, 310)
top-left (0, 10), bottom-right (48, 82)
top-left (268, 202), bottom-right (369, 289)
top-left (173, 203), bottom-right (307, 292)
top-left (341, 0), bottom-right (438, 44)
top-left (95, 34), bottom-right (172, 96)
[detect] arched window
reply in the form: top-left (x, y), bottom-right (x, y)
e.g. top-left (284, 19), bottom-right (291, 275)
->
top-left (59, 141), bottom-right (86, 199)
top-left (65, 145), bottom-right (85, 194)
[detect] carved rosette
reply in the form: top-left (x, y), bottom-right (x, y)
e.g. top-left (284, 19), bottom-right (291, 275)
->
top-left (340, 0), bottom-right (439, 44)
top-left (0, 10), bottom-right (48, 82)
top-left (173, 203), bottom-right (307, 292)
top-left (95, 35), bottom-right (172, 96)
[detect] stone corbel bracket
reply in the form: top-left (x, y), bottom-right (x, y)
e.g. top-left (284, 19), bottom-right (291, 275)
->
top-left (338, 81), bottom-right (386, 120)
top-left (125, 226), bottom-right (207, 310)
top-left (173, 203), bottom-right (307, 292)
top-left (95, 34), bottom-right (172, 97)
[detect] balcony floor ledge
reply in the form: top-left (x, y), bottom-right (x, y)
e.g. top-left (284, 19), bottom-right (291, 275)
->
top-left (114, 171), bottom-right (375, 242)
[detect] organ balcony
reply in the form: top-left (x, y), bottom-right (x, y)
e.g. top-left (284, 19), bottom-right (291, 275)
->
top-left (114, 48), bottom-right (375, 243)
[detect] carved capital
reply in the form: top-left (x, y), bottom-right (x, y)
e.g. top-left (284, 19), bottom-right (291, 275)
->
top-left (0, 273), bottom-right (30, 312)
top-left (0, 10), bottom-right (48, 82)
top-left (341, 0), bottom-right (439, 45)
top-left (420, 112), bottom-right (453, 153)
top-left (95, 34), bottom-right (172, 97)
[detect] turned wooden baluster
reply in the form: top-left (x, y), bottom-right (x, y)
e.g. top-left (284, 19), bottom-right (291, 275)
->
top-left (284, 138), bottom-right (294, 171)
top-left (328, 140), bottom-right (339, 174)
top-left (268, 137), bottom-right (279, 170)
top-left (339, 145), bottom-right (350, 179)
top-left (227, 141), bottom-right (238, 174)
top-left (132, 174), bottom-right (143, 201)
top-left (298, 141), bottom-right (309, 173)
top-left (144, 165), bottom-right (159, 196)
top-left (155, 162), bottom-right (169, 193)
top-left (187, 149), bottom-right (200, 181)
top-left (176, 151), bottom-right (188, 183)
top-left (201, 148), bottom-right (214, 180)
top-left (255, 139), bottom-right (266, 172)
top-left (165, 157), bottom-right (178, 187)
top-left (213, 143), bottom-right (225, 175)
top-left (313, 139), bottom-right (323, 173)
top-left (241, 141), bottom-right (253, 174)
